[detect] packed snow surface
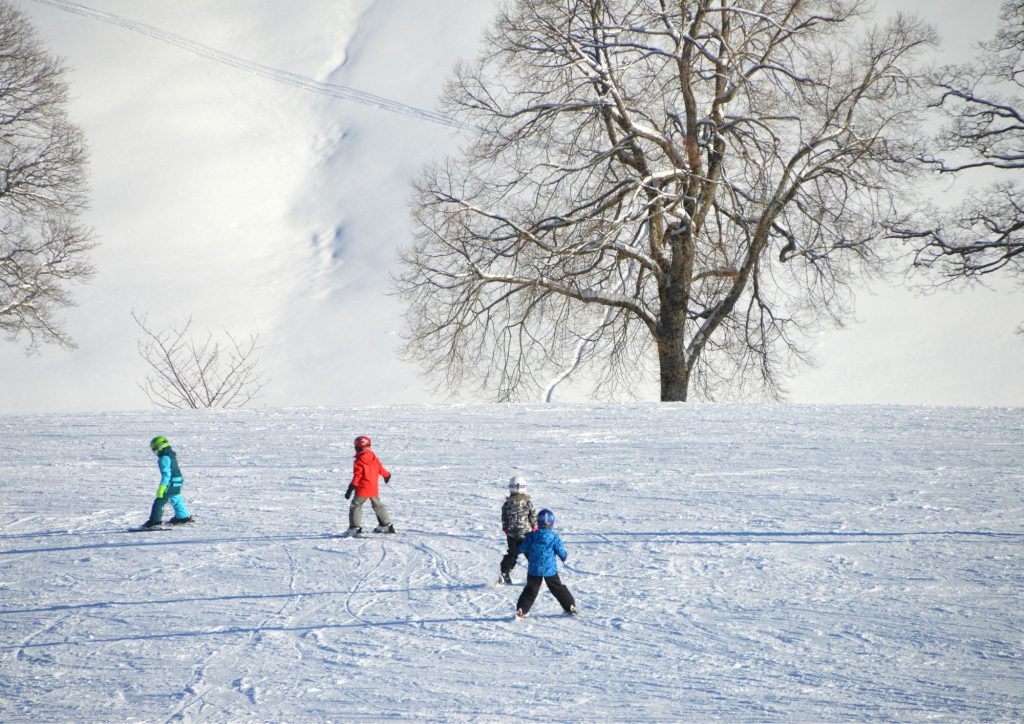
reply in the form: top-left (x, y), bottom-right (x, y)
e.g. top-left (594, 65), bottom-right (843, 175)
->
top-left (1, 403), bottom-right (1022, 721)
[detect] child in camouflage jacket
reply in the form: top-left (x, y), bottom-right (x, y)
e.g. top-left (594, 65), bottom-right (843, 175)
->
top-left (498, 476), bottom-right (537, 584)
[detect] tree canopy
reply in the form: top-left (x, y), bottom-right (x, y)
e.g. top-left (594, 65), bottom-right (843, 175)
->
top-left (400, 0), bottom-right (935, 401)
top-left (0, 1), bottom-right (94, 352)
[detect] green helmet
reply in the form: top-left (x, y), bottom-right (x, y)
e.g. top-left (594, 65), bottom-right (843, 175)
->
top-left (149, 436), bottom-right (170, 453)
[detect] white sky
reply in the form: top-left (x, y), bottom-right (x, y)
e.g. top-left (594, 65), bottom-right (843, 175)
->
top-left (789, 0), bottom-right (1021, 406)
top-left (0, 0), bottom-right (1020, 412)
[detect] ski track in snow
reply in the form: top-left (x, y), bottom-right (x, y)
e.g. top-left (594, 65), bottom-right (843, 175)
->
top-left (1, 404), bottom-right (1022, 721)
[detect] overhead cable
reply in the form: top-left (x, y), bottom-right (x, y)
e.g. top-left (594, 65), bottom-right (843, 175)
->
top-left (26, 0), bottom-right (471, 130)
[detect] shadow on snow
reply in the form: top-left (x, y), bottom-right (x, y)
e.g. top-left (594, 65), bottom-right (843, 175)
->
top-left (2, 614), bottom-right (517, 651)
top-left (2, 528), bottom-right (1021, 557)
top-left (0, 583), bottom-right (490, 616)
top-left (567, 530), bottom-right (1024, 545)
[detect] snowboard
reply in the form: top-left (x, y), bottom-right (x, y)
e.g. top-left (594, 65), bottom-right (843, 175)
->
top-left (128, 518), bottom-right (195, 532)
top-left (332, 528), bottom-right (397, 539)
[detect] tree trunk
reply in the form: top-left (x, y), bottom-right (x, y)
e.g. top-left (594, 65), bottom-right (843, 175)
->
top-left (658, 341), bottom-right (690, 401)
top-left (657, 308), bottom-right (690, 401)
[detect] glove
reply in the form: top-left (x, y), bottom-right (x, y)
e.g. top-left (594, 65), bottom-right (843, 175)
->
top-left (384, 475), bottom-right (391, 484)
top-left (344, 484), bottom-right (355, 500)
top-left (156, 484), bottom-right (167, 499)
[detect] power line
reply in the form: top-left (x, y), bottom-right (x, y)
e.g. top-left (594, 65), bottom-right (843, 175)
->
top-left (26, 0), bottom-right (471, 130)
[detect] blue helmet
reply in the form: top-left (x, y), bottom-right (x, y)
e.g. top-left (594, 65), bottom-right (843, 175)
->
top-left (538, 509), bottom-right (555, 527)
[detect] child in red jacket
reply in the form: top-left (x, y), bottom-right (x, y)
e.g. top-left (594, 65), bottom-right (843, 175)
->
top-left (344, 435), bottom-right (395, 536)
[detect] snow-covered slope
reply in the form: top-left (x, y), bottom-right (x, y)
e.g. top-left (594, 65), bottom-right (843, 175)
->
top-left (2, 404), bottom-right (1022, 720)
top-left (0, 0), bottom-right (1021, 413)
top-left (0, 0), bottom-right (498, 412)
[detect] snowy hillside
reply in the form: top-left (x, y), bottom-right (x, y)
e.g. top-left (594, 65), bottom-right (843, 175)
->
top-left (0, 0), bottom-right (499, 412)
top-left (1, 0), bottom-right (1022, 413)
top-left (2, 404), bottom-right (1022, 720)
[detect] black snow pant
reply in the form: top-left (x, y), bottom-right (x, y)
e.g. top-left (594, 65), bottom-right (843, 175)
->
top-left (500, 534), bottom-right (526, 575)
top-left (516, 574), bottom-right (575, 615)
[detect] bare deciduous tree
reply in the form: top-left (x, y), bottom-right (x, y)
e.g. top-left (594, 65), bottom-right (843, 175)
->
top-left (133, 311), bottom-right (268, 409)
top-left (901, 0), bottom-right (1023, 315)
top-left (0, 1), bottom-right (94, 352)
top-left (399, 0), bottom-right (935, 402)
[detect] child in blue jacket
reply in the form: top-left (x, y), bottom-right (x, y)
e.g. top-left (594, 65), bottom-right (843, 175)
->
top-left (516, 508), bottom-right (577, 618)
top-left (141, 436), bottom-right (192, 528)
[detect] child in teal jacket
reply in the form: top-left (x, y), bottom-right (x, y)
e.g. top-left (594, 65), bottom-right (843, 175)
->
top-left (142, 436), bottom-right (192, 528)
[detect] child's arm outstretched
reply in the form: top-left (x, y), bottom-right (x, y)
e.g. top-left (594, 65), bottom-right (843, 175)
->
top-left (555, 535), bottom-right (568, 563)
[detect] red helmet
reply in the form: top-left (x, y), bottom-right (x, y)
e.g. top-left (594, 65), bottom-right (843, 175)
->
top-left (354, 435), bottom-right (371, 450)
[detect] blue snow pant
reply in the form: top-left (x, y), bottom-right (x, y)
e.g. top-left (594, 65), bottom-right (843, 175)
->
top-left (148, 483), bottom-right (189, 524)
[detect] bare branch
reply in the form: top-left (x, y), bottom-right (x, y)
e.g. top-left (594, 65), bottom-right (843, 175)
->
top-left (132, 311), bottom-right (268, 409)
top-left (0, 2), bottom-right (94, 353)
top-left (903, 0), bottom-right (1023, 314)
